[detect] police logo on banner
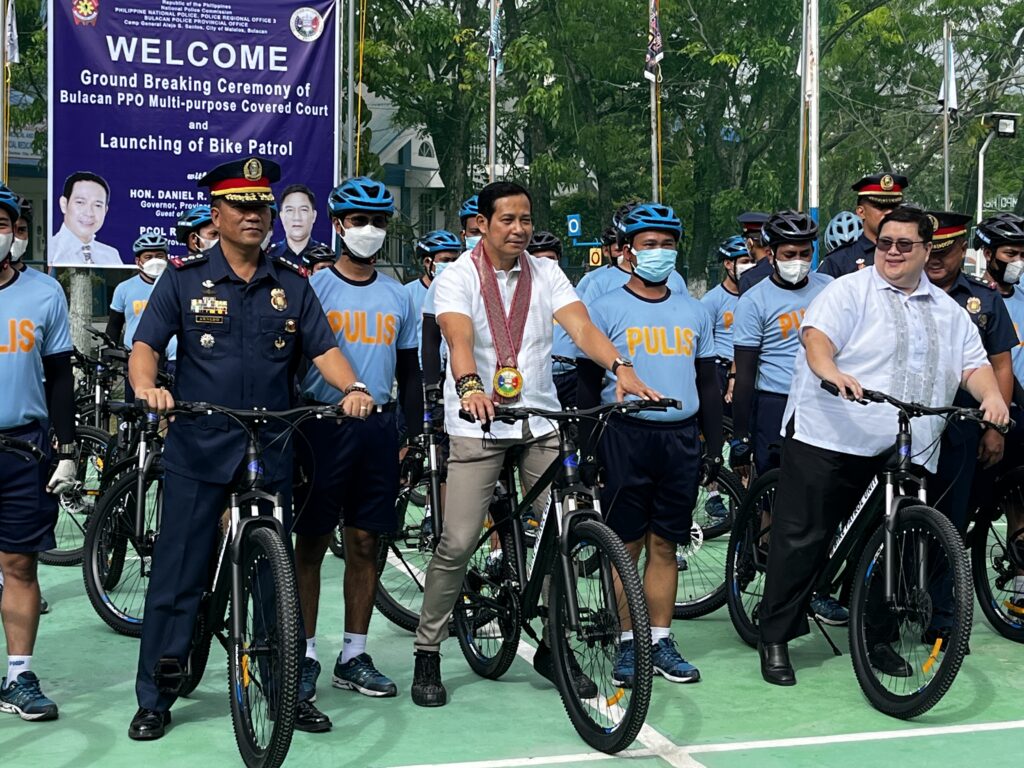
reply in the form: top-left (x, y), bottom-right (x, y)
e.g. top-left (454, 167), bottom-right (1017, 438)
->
top-left (291, 8), bottom-right (324, 42)
top-left (72, 0), bottom-right (100, 26)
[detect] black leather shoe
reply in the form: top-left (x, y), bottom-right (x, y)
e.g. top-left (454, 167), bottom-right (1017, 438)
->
top-left (868, 643), bottom-right (912, 677)
top-left (411, 650), bottom-right (447, 707)
top-left (534, 642), bottom-right (599, 699)
top-left (294, 699), bottom-right (331, 733)
top-left (128, 707), bottom-right (171, 740)
top-left (759, 642), bottom-right (796, 686)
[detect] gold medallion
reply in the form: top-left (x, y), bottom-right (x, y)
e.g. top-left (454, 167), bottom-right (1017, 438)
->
top-left (284, 318), bottom-right (297, 333)
top-left (880, 174), bottom-right (894, 191)
top-left (966, 297), bottom-right (981, 314)
top-left (271, 288), bottom-right (288, 312)
top-left (493, 366), bottom-right (524, 399)
top-left (243, 158), bottom-right (263, 181)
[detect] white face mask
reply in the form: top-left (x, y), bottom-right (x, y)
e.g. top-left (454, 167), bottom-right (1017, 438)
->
top-left (1004, 260), bottom-right (1024, 285)
top-left (9, 237), bottom-right (27, 262)
top-left (197, 235), bottom-right (218, 252)
top-left (0, 232), bottom-right (13, 261)
top-left (735, 262), bottom-right (755, 278)
top-left (464, 235), bottom-right (482, 251)
top-left (141, 258), bottom-right (167, 279)
top-left (343, 224), bottom-right (387, 260)
top-left (776, 259), bottom-right (811, 284)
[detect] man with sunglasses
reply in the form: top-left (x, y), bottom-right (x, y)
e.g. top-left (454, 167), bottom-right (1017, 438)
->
top-left (818, 173), bottom-right (908, 278)
top-left (293, 176), bottom-right (422, 706)
top-left (736, 211), bottom-right (773, 294)
top-left (756, 206), bottom-right (1008, 686)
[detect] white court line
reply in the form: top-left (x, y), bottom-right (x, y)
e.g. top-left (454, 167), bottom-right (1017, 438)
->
top-left (381, 749), bottom-right (657, 768)
top-left (684, 719), bottom-right (1024, 754)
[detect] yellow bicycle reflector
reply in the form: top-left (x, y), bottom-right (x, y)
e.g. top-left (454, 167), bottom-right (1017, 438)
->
top-left (922, 638), bottom-right (943, 674)
top-left (241, 654), bottom-right (251, 687)
top-left (96, 458), bottom-right (104, 471)
top-left (606, 688), bottom-right (625, 707)
top-left (1005, 599), bottom-right (1024, 617)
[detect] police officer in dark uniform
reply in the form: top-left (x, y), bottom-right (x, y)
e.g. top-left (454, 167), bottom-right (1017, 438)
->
top-left (922, 210), bottom-right (1016, 642)
top-left (127, 157), bottom-right (373, 741)
top-left (736, 211), bottom-right (772, 294)
top-left (817, 173), bottom-right (908, 278)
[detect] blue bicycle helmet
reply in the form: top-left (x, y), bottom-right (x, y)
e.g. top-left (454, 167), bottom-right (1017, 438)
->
top-left (762, 210), bottom-right (818, 247)
top-left (175, 205), bottom-right (213, 244)
top-left (328, 177), bottom-right (395, 217)
top-left (0, 184), bottom-right (21, 224)
top-left (717, 235), bottom-right (749, 261)
top-left (823, 210), bottom-right (863, 253)
top-left (459, 195), bottom-right (480, 224)
top-left (975, 213), bottom-right (1024, 249)
top-left (619, 203), bottom-right (683, 241)
top-left (415, 230), bottom-right (463, 258)
top-left (133, 233), bottom-right (169, 256)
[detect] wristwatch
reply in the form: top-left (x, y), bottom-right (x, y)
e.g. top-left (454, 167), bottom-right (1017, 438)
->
top-left (344, 382), bottom-right (370, 396)
top-left (56, 443), bottom-right (77, 460)
top-left (611, 357), bottom-right (634, 375)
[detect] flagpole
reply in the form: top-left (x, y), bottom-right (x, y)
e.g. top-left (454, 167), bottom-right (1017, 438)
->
top-left (345, 0), bottom-right (355, 177)
top-left (0, 0), bottom-right (7, 183)
top-left (488, 0), bottom-right (497, 183)
top-left (797, 0), bottom-right (808, 211)
top-left (807, 0), bottom-right (820, 262)
top-left (942, 20), bottom-right (951, 210)
top-left (648, 0), bottom-right (658, 201)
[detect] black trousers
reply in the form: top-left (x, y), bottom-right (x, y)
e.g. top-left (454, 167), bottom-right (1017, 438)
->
top-left (759, 432), bottom-right (884, 644)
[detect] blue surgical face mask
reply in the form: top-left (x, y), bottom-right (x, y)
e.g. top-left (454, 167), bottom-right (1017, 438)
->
top-left (464, 235), bottom-right (482, 251)
top-left (631, 247), bottom-right (677, 283)
top-left (433, 260), bottom-right (451, 278)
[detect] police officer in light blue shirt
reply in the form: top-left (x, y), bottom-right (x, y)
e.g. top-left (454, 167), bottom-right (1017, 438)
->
top-left (527, 231), bottom-right (579, 407)
top-left (577, 202), bottom-right (723, 689)
top-left (294, 176), bottom-right (423, 705)
top-left (701, 236), bottom-right (754, 402)
top-left (730, 211), bottom-right (832, 478)
top-left (108, 234), bottom-right (179, 401)
top-left (0, 184), bottom-right (76, 723)
top-left (406, 230), bottom-right (462, 368)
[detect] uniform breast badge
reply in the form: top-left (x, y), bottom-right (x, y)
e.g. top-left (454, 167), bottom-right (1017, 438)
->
top-left (271, 288), bottom-right (288, 312)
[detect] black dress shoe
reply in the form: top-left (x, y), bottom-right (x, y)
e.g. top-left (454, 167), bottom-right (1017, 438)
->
top-left (868, 643), bottom-right (912, 677)
top-left (294, 699), bottom-right (331, 733)
top-left (759, 642), bottom-right (796, 686)
top-left (129, 707), bottom-right (171, 740)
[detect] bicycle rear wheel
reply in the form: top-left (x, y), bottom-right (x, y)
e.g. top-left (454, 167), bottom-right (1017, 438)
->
top-left (971, 469), bottom-right (1024, 643)
top-left (673, 469), bottom-right (744, 619)
top-left (374, 479), bottom-right (434, 632)
top-left (228, 526), bottom-right (300, 768)
top-left (82, 468), bottom-right (161, 636)
top-left (725, 469), bottom-right (778, 647)
top-left (849, 506), bottom-right (971, 718)
top-left (550, 518), bottom-right (651, 753)
top-left (452, 522), bottom-right (522, 680)
top-left (41, 425), bottom-right (109, 566)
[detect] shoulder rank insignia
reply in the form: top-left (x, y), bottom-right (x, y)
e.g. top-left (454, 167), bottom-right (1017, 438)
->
top-left (966, 274), bottom-right (996, 291)
top-left (274, 254), bottom-right (309, 278)
top-left (170, 252), bottom-right (209, 270)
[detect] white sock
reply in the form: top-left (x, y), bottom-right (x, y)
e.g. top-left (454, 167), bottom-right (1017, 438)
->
top-left (341, 632), bottom-right (367, 664)
top-left (620, 630), bottom-right (634, 643)
top-left (708, 490), bottom-right (720, 498)
top-left (0, 568), bottom-right (5, 587)
top-left (6, 656), bottom-right (30, 683)
top-left (651, 627), bottom-right (671, 644)
top-left (306, 636), bottom-right (319, 662)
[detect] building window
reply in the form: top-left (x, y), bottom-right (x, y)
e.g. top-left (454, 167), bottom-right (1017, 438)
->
top-left (418, 141), bottom-right (435, 159)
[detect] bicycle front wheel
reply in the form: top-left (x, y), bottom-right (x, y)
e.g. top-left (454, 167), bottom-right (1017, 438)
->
top-left (849, 506), bottom-right (971, 718)
top-left (228, 526), bottom-right (301, 768)
top-left (725, 469), bottom-right (778, 647)
top-left (550, 518), bottom-right (652, 754)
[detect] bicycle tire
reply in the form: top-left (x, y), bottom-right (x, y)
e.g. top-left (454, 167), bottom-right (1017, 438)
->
top-left (674, 469), bottom-right (745, 620)
top-left (179, 607), bottom-right (214, 697)
top-left (550, 518), bottom-right (652, 754)
top-left (41, 425), bottom-right (110, 566)
top-left (452, 523), bottom-right (522, 680)
top-left (970, 467), bottom-right (1024, 643)
top-left (849, 506), bottom-right (971, 719)
top-left (724, 469), bottom-right (778, 647)
top-left (82, 468), bottom-right (160, 637)
top-left (228, 526), bottom-right (300, 768)
top-left (328, 523), bottom-right (345, 559)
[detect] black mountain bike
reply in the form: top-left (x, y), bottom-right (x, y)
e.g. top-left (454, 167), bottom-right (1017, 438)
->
top-left (726, 382), bottom-right (1006, 718)
top-left (970, 466), bottom-right (1024, 643)
top-left (454, 400), bottom-right (674, 753)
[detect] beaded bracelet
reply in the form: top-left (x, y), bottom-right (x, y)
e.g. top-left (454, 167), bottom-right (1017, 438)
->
top-left (456, 373), bottom-right (486, 399)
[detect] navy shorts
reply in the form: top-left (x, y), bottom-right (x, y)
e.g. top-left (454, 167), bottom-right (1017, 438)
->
top-left (753, 391), bottom-right (787, 476)
top-left (553, 370), bottom-right (578, 410)
top-left (0, 422), bottom-right (58, 553)
top-left (293, 409), bottom-right (400, 537)
top-left (598, 415), bottom-right (701, 545)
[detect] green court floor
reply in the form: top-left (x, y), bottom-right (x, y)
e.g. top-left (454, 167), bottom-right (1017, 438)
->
top-left (4, 554), bottom-right (1021, 768)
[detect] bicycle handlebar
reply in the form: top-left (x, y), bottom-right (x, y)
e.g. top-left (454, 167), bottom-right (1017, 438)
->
top-left (86, 325), bottom-right (118, 348)
top-left (819, 380), bottom-right (1010, 435)
top-left (155, 400), bottom-right (348, 422)
top-left (0, 434), bottom-right (45, 463)
top-left (459, 398), bottom-right (681, 426)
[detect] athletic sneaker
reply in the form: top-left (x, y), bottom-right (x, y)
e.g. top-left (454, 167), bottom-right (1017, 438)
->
top-left (299, 657), bottom-right (321, 703)
top-left (612, 640), bottom-right (636, 688)
top-left (333, 653), bottom-right (397, 697)
top-left (651, 637), bottom-right (701, 683)
top-left (810, 594), bottom-right (849, 626)
top-left (705, 495), bottom-right (729, 520)
top-left (0, 672), bottom-right (59, 721)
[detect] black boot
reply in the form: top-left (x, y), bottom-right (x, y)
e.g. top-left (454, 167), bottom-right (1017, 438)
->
top-left (411, 650), bottom-right (447, 707)
top-left (759, 642), bottom-right (796, 686)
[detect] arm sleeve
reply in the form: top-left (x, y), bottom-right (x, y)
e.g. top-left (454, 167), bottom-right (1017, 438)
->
top-left (396, 347), bottom-right (424, 438)
top-left (697, 358), bottom-right (724, 457)
top-left (800, 280), bottom-right (853, 351)
top-left (732, 347), bottom-right (760, 440)
top-left (575, 357), bottom-right (605, 458)
top-left (298, 284), bottom-right (337, 360)
top-left (985, 295), bottom-right (1019, 356)
top-left (134, 269), bottom-right (181, 354)
top-left (106, 311), bottom-right (126, 346)
top-left (42, 353), bottom-right (75, 444)
top-left (421, 314), bottom-right (443, 389)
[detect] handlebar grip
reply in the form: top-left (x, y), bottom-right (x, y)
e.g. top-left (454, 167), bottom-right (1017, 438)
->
top-left (820, 380), bottom-right (840, 397)
top-left (459, 409), bottom-right (476, 423)
top-left (656, 397), bottom-right (681, 410)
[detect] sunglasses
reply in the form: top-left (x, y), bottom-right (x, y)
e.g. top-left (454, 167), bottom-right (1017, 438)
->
top-left (345, 214), bottom-right (390, 228)
top-left (876, 237), bottom-right (925, 255)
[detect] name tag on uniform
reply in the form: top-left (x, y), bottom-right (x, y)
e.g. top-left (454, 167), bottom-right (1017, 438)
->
top-left (190, 297), bottom-right (229, 316)
top-left (194, 315), bottom-right (224, 325)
